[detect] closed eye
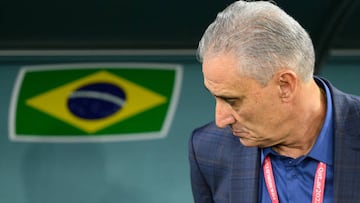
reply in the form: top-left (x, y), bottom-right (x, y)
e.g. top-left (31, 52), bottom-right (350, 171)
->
top-left (204, 85), bottom-right (243, 107)
top-left (215, 96), bottom-right (242, 107)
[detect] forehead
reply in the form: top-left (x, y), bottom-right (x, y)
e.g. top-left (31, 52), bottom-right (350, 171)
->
top-left (202, 52), bottom-right (259, 95)
top-left (202, 52), bottom-right (239, 81)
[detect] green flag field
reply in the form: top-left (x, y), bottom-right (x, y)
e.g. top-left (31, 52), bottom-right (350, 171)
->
top-left (9, 63), bottom-right (182, 142)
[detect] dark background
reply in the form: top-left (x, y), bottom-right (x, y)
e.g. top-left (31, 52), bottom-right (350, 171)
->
top-left (0, 0), bottom-right (359, 70)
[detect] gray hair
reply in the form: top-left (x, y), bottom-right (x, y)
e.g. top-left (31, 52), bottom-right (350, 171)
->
top-left (197, 0), bottom-right (315, 85)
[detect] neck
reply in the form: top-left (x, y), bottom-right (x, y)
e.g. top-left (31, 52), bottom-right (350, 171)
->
top-left (271, 139), bottom-right (318, 158)
top-left (272, 80), bottom-right (327, 159)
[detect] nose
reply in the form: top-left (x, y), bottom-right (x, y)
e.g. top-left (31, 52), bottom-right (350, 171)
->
top-left (215, 100), bottom-right (235, 128)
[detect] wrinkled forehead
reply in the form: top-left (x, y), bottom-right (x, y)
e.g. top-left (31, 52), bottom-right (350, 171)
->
top-left (202, 52), bottom-right (245, 89)
top-left (202, 51), bottom-right (244, 77)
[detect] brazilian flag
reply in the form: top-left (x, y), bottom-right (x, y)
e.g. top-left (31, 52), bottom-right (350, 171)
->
top-left (9, 63), bottom-right (182, 142)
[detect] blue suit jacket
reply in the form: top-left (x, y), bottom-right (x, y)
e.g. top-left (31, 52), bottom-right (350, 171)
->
top-left (189, 79), bottom-right (360, 203)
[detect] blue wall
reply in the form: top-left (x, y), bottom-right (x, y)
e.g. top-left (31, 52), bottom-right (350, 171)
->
top-left (0, 54), bottom-right (359, 203)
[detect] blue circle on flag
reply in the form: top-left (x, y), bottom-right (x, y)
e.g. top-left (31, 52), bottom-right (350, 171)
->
top-left (67, 82), bottom-right (126, 119)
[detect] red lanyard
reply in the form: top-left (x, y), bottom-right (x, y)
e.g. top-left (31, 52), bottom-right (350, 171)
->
top-left (263, 156), bottom-right (327, 203)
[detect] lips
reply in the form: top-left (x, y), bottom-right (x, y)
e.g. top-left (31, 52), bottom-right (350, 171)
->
top-left (230, 125), bottom-right (249, 137)
top-left (232, 130), bottom-right (249, 137)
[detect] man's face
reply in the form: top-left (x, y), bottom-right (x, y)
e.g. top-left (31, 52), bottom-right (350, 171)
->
top-left (202, 52), bottom-right (291, 147)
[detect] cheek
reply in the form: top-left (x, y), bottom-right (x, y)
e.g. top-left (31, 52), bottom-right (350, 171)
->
top-left (233, 103), bottom-right (260, 124)
top-left (242, 95), bottom-right (278, 124)
top-left (256, 100), bottom-right (286, 129)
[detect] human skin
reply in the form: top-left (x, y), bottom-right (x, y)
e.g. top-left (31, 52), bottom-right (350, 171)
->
top-left (202, 52), bottom-right (326, 158)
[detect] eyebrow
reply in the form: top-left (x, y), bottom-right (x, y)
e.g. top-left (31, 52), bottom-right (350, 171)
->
top-left (203, 85), bottom-right (241, 101)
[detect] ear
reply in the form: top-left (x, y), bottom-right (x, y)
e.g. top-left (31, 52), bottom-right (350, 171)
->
top-left (277, 71), bottom-right (297, 102)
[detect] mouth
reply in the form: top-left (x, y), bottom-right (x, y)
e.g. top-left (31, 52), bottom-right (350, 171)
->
top-left (232, 130), bottom-right (249, 137)
top-left (232, 130), bottom-right (261, 147)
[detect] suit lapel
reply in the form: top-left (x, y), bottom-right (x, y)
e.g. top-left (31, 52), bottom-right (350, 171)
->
top-left (333, 108), bottom-right (360, 201)
top-left (229, 140), bottom-right (260, 203)
top-left (328, 83), bottom-right (360, 202)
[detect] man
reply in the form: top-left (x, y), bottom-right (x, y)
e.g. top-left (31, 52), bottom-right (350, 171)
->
top-left (188, 1), bottom-right (360, 203)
